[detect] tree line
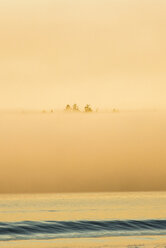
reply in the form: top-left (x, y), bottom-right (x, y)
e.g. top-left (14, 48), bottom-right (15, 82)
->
top-left (65, 104), bottom-right (93, 113)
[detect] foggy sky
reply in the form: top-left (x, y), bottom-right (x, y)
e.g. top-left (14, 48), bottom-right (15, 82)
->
top-left (0, 0), bottom-right (166, 193)
top-left (0, 0), bottom-right (166, 110)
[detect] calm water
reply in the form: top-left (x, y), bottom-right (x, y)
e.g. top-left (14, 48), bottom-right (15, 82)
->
top-left (0, 192), bottom-right (166, 247)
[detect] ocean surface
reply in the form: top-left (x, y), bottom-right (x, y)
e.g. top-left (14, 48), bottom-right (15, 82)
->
top-left (0, 192), bottom-right (166, 247)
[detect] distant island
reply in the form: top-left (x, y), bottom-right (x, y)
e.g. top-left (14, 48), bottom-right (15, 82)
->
top-left (40, 105), bottom-right (120, 114)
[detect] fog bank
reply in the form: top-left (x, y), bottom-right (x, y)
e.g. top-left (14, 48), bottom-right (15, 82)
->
top-left (0, 111), bottom-right (166, 193)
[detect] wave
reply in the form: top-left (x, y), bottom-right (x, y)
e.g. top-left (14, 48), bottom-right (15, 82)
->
top-left (0, 219), bottom-right (166, 241)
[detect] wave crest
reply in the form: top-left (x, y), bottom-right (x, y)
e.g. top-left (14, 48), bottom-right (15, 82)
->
top-left (0, 219), bottom-right (166, 241)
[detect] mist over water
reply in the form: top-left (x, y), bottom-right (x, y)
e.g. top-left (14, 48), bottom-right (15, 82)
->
top-left (0, 110), bottom-right (166, 193)
top-left (0, 0), bottom-right (166, 247)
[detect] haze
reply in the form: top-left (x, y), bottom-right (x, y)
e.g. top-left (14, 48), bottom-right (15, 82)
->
top-left (0, 0), bottom-right (166, 110)
top-left (0, 111), bottom-right (166, 193)
top-left (0, 0), bottom-right (166, 193)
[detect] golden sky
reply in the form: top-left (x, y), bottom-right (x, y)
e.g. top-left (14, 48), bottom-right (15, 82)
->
top-left (0, 0), bottom-right (166, 110)
top-left (0, 0), bottom-right (166, 193)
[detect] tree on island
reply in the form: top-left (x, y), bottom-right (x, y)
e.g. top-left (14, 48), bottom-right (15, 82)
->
top-left (65, 104), bottom-right (72, 111)
top-left (84, 104), bottom-right (92, 112)
top-left (72, 104), bottom-right (79, 111)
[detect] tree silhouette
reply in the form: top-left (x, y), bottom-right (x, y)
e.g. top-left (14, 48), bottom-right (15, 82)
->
top-left (65, 104), bottom-right (72, 111)
top-left (72, 104), bottom-right (79, 111)
top-left (84, 104), bottom-right (92, 112)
